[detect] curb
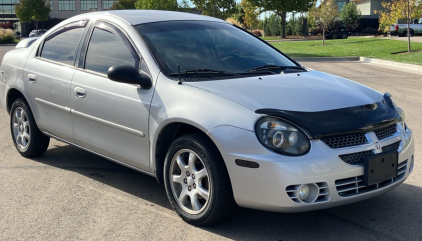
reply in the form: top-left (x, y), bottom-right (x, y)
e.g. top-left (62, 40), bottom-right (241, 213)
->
top-left (359, 57), bottom-right (422, 72)
top-left (293, 57), bottom-right (360, 62)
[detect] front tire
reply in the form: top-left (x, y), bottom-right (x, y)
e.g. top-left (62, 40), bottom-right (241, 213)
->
top-left (10, 98), bottom-right (50, 157)
top-left (164, 133), bottom-right (234, 226)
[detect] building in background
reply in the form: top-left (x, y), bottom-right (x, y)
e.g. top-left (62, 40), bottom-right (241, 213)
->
top-left (0, 0), bottom-right (22, 34)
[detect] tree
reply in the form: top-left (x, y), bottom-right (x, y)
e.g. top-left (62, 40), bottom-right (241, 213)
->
top-left (309, 0), bottom-right (339, 45)
top-left (15, 0), bottom-right (50, 34)
top-left (375, 0), bottom-right (422, 52)
top-left (249, 0), bottom-right (313, 38)
top-left (339, 2), bottom-right (361, 29)
top-left (191, 0), bottom-right (237, 19)
top-left (109, 0), bottom-right (137, 10)
top-left (135, 0), bottom-right (178, 11)
top-left (241, 0), bottom-right (259, 30)
top-left (231, 3), bottom-right (246, 26)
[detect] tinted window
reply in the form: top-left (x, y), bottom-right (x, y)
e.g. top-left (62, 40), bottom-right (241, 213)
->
top-left (85, 27), bottom-right (137, 74)
top-left (135, 21), bottom-right (296, 76)
top-left (41, 22), bottom-right (86, 65)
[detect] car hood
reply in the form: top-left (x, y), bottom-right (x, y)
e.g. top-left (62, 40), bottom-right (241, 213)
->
top-left (185, 70), bottom-right (383, 112)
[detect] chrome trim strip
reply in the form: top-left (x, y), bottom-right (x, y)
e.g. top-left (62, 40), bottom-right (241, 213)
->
top-left (35, 98), bottom-right (70, 113)
top-left (71, 109), bottom-right (145, 137)
top-left (42, 131), bottom-right (154, 177)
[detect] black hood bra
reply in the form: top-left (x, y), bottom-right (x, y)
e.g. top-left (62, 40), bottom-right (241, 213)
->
top-left (255, 93), bottom-right (402, 139)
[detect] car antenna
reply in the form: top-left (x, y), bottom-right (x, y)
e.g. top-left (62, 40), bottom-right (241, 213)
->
top-left (178, 65), bottom-right (182, 85)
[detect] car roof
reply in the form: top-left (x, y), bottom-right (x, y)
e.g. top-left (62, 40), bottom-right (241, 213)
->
top-left (89, 10), bottom-right (227, 26)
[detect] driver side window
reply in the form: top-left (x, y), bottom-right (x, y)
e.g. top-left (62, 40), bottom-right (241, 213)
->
top-left (85, 23), bottom-right (139, 75)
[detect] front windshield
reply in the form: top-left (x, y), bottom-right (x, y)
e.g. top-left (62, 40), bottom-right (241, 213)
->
top-left (135, 21), bottom-right (297, 76)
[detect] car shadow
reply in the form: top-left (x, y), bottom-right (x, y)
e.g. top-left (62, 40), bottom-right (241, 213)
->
top-left (29, 143), bottom-right (422, 241)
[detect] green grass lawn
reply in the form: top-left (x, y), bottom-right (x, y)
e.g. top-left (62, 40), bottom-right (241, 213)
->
top-left (271, 37), bottom-right (422, 65)
top-left (261, 36), bottom-right (281, 41)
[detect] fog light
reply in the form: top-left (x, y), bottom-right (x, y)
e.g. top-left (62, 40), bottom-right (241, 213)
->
top-left (298, 184), bottom-right (310, 201)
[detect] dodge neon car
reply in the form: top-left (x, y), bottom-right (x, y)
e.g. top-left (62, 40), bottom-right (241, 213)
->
top-left (0, 10), bottom-right (415, 225)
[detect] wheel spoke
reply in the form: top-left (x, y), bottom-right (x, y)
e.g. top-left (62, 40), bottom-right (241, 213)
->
top-left (178, 189), bottom-right (189, 204)
top-left (176, 155), bottom-right (187, 170)
top-left (22, 136), bottom-right (28, 147)
top-left (20, 110), bottom-right (26, 121)
top-left (13, 123), bottom-right (19, 130)
top-left (172, 174), bottom-right (184, 185)
top-left (190, 194), bottom-right (201, 211)
top-left (195, 168), bottom-right (208, 180)
top-left (15, 109), bottom-right (20, 121)
top-left (197, 186), bottom-right (209, 200)
top-left (23, 132), bottom-right (30, 142)
top-left (188, 152), bottom-right (197, 169)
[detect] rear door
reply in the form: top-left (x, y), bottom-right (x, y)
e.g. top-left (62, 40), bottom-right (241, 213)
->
top-left (24, 20), bottom-right (89, 142)
top-left (70, 21), bottom-right (154, 171)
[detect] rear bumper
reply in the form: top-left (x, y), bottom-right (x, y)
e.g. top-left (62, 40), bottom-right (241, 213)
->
top-left (208, 124), bottom-right (414, 212)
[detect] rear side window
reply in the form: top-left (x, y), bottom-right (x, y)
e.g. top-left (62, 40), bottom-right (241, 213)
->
top-left (40, 20), bottom-right (87, 65)
top-left (84, 22), bottom-right (138, 75)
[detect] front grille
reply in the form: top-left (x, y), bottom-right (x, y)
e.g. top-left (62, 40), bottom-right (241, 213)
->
top-left (339, 141), bottom-right (401, 165)
top-left (339, 150), bottom-right (374, 165)
top-left (382, 141), bottom-right (401, 152)
top-left (322, 133), bottom-right (367, 149)
top-left (374, 124), bottom-right (397, 140)
top-left (286, 182), bottom-right (329, 203)
top-left (335, 160), bottom-right (407, 197)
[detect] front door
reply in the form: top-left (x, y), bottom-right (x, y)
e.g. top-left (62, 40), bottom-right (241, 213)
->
top-left (70, 21), bottom-right (154, 171)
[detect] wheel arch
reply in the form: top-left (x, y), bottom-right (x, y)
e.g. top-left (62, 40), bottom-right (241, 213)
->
top-left (6, 88), bottom-right (26, 114)
top-left (153, 121), bottom-right (227, 185)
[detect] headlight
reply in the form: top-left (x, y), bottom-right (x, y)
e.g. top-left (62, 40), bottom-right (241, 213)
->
top-left (255, 117), bottom-right (310, 156)
top-left (396, 106), bottom-right (407, 131)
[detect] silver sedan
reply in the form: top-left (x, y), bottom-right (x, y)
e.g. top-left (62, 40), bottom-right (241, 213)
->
top-left (0, 10), bottom-right (415, 225)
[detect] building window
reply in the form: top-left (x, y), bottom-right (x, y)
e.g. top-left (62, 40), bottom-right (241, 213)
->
top-left (81, 0), bottom-right (97, 11)
top-left (50, 0), bottom-right (53, 10)
top-left (58, 0), bottom-right (75, 11)
top-left (338, 2), bottom-right (346, 12)
top-left (102, 0), bottom-right (116, 10)
top-left (0, 0), bottom-right (20, 4)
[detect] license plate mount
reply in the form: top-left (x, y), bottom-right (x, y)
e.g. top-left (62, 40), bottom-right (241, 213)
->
top-left (363, 151), bottom-right (398, 186)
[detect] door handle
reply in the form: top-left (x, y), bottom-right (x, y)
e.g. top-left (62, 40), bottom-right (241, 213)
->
top-left (74, 87), bottom-right (86, 98)
top-left (28, 74), bottom-right (37, 83)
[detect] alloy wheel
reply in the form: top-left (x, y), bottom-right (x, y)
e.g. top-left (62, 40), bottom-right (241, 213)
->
top-left (12, 107), bottom-right (30, 151)
top-left (169, 149), bottom-right (211, 214)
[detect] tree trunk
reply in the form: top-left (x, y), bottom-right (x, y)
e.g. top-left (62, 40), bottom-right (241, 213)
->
top-left (281, 11), bottom-right (286, 38)
top-left (407, 19), bottom-right (411, 52)
top-left (407, 0), bottom-right (411, 52)
top-left (322, 28), bottom-right (325, 45)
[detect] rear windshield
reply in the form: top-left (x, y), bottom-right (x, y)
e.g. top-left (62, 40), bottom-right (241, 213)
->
top-left (135, 21), bottom-right (296, 76)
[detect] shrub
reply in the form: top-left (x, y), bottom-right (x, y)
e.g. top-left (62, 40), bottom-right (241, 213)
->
top-left (253, 30), bottom-right (262, 36)
top-left (226, 17), bottom-right (245, 28)
top-left (0, 29), bottom-right (15, 44)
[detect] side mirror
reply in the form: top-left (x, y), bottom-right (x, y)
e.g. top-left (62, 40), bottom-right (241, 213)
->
top-left (107, 65), bottom-right (152, 89)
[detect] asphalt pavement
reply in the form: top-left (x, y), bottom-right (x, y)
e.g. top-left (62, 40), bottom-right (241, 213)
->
top-left (0, 46), bottom-right (421, 240)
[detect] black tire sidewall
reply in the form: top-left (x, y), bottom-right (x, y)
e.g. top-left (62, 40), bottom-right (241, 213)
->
top-left (10, 98), bottom-right (48, 156)
top-left (163, 136), bottom-right (218, 223)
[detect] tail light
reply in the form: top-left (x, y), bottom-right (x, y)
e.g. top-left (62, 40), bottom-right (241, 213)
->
top-left (395, 25), bottom-right (399, 31)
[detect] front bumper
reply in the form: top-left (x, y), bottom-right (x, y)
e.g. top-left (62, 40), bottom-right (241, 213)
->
top-left (207, 124), bottom-right (414, 212)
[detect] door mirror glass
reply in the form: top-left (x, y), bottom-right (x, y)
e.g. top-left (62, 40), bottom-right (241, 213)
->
top-left (107, 65), bottom-right (152, 89)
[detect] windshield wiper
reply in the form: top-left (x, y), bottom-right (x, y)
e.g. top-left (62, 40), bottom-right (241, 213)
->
top-left (245, 65), bottom-right (307, 73)
top-left (169, 69), bottom-right (234, 77)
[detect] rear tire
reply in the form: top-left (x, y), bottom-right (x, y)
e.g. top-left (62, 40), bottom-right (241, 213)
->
top-left (164, 133), bottom-right (234, 226)
top-left (10, 98), bottom-right (50, 157)
top-left (341, 33), bottom-right (348, 39)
